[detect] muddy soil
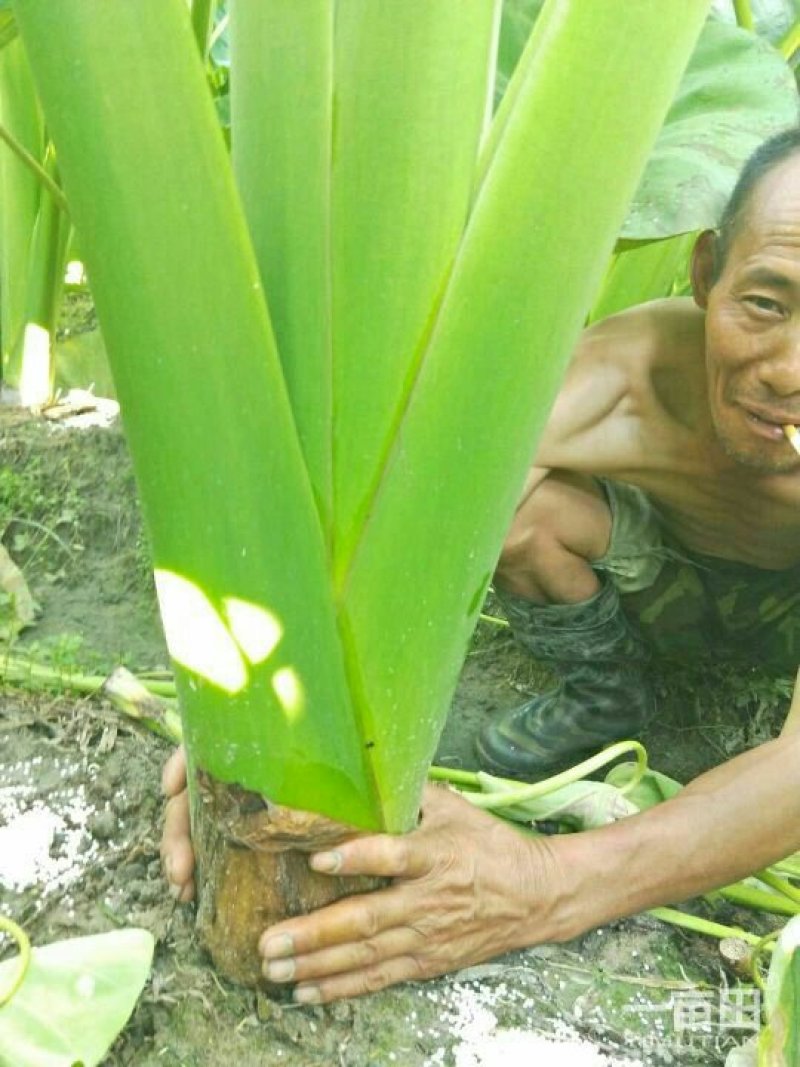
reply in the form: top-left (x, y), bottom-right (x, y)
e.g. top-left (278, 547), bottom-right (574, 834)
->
top-left (0, 405), bottom-right (791, 1066)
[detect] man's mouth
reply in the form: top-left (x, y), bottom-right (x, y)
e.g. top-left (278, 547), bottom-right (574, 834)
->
top-left (742, 405), bottom-right (800, 441)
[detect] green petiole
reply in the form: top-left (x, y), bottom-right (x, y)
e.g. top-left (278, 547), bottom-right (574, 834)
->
top-left (648, 906), bottom-right (764, 947)
top-left (0, 915), bottom-right (31, 1007)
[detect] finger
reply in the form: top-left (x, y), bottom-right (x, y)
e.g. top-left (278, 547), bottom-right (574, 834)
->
top-left (293, 954), bottom-right (426, 1005)
top-left (264, 922), bottom-right (424, 985)
top-left (161, 744), bottom-right (187, 798)
top-left (160, 789), bottom-right (195, 894)
top-left (309, 829), bottom-right (430, 881)
top-left (260, 883), bottom-right (420, 960)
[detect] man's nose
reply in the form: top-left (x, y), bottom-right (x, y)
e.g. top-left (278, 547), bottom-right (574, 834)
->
top-left (756, 329), bottom-right (800, 398)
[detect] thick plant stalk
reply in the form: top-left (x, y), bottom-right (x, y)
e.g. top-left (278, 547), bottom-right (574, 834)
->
top-left (17, 144), bottom-right (69, 406)
top-left (13, 0), bottom-right (380, 830)
top-left (337, 0), bottom-right (712, 828)
top-left (0, 36), bottom-right (42, 388)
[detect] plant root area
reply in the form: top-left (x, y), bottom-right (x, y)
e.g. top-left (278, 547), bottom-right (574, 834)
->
top-left (0, 405), bottom-right (792, 1066)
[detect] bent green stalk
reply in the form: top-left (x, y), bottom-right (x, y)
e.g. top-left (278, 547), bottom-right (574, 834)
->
top-left (0, 915), bottom-right (31, 1007)
top-left (462, 741), bottom-right (648, 810)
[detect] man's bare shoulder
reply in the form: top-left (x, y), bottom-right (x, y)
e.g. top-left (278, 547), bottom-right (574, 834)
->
top-left (576, 297), bottom-right (704, 384)
top-left (535, 298), bottom-right (706, 471)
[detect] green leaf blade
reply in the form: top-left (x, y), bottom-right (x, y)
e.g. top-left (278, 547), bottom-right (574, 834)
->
top-left (624, 19), bottom-right (799, 239)
top-left (0, 929), bottom-right (154, 1067)
top-left (229, 0), bottom-right (335, 533)
top-left (330, 0), bottom-right (499, 577)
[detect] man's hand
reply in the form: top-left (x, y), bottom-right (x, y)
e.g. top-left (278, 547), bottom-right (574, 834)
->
top-left (160, 746), bottom-right (195, 904)
top-left (160, 748), bottom-right (569, 1003)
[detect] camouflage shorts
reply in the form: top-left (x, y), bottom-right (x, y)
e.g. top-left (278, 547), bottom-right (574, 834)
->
top-left (592, 479), bottom-right (800, 673)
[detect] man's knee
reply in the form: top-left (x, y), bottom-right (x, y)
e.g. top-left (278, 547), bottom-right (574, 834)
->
top-left (495, 472), bottom-right (612, 600)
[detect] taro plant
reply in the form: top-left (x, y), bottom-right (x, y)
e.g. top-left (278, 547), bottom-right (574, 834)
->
top-left (11, 0), bottom-right (762, 985)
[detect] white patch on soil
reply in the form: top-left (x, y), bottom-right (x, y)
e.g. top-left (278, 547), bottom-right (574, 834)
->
top-left (425, 980), bottom-right (644, 1067)
top-left (0, 759), bottom-right (99, 893)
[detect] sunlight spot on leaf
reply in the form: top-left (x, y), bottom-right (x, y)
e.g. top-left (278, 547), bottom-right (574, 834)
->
top-left (272, 667), bottom-right (304, 723)
top-left (154, 570), bottom-right (246, 693)
top-left (223, 597), bottom-right (282, 665)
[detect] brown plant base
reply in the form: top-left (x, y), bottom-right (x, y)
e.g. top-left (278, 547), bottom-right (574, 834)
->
top-left (193, 770), bottom-right (388, 989)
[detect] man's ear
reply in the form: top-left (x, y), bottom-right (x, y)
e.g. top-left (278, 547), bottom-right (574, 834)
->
top-left (691, 229), bottom-right (717, 310)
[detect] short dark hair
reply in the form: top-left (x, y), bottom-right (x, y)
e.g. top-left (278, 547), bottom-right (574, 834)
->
top-left (713, 126), bottom-right (800, 279)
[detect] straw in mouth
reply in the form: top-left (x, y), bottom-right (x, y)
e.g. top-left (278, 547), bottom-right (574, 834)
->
top-left (783, 424), bottom-right (800, 455)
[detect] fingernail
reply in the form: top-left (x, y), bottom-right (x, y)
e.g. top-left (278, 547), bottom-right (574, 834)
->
top-left (261, 933), bottom-right (294, 959)
top-left (310, 850), bottom-right (341, 873)
top-left (265, 958), bottom-right (295, 982)
top-left (169, 882), bottom-right (183, 900)
top-left (294, 985), bottom-right (321, 1005)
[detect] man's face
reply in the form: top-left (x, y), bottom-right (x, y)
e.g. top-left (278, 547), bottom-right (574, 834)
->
top-left (698, 154), bottom-right (800, 474)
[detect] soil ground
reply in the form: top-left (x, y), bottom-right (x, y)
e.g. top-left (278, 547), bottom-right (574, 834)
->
top-left (0, 400), bottom-right (793, 1066)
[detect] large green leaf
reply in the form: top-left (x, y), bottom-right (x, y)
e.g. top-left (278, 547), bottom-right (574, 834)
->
top-left (329, 1), bottom-right (500, 571)
top-left (497, 12), bottom-right (799, 240)
top-left (0, 0), bottom-right (16, 53)
top-left (759, 915), bottom-right (800, 1065)
top-left (624, 20), bottom-right (799, 238)
top-left (0, 929), bottom-right (154, 1067)
top-left (229, 1), bottom-right (335, 531)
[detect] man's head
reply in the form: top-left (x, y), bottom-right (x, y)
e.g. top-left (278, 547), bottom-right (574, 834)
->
top-left (692, 127), bottom-right (800, 473)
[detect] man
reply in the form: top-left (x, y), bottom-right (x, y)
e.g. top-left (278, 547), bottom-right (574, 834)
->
top-left (162, 127), bottom-right (800, 1005)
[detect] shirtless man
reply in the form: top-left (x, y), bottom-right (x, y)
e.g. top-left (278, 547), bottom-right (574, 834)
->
top-left (162, 128), bottom-right (800, 1004)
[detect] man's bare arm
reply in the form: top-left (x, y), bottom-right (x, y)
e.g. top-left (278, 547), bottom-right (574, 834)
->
top-left (551, 728), bottom-right (800, 938)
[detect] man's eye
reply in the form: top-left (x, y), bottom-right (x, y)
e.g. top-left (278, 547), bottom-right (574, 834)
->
top-left (745, 295), bottom-right (784, 315)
